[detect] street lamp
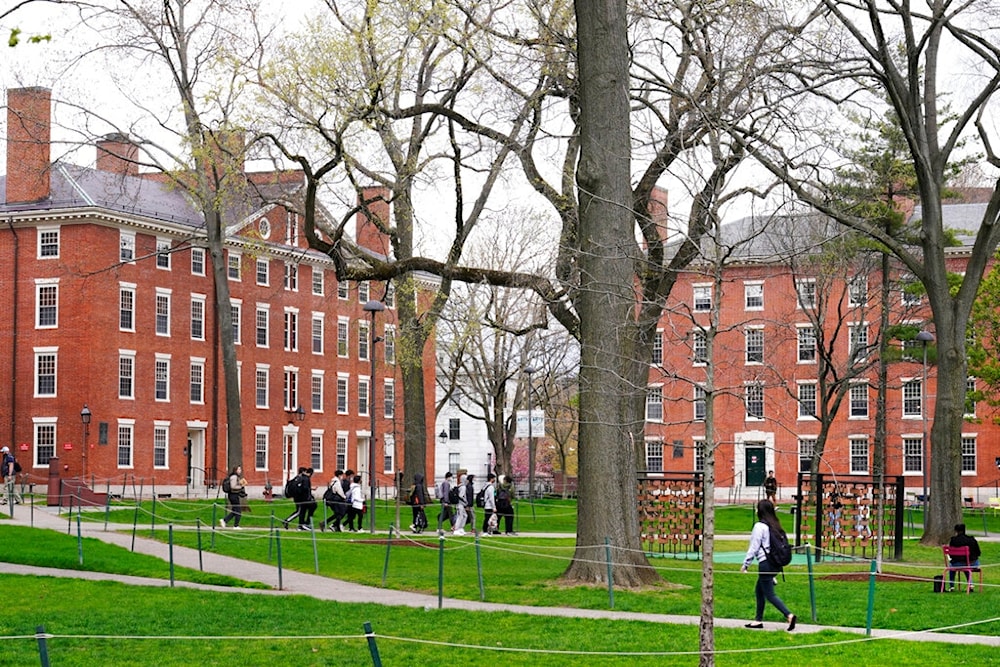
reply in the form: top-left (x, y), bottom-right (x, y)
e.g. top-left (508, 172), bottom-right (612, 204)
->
top-left (80, 405), bottom-right (92, 480)
top-left (524, 366), bottom-right (537, 501)
top-left (363, 299), bottom-right (386, 534)
top-left (916, 329), bottom-right (934, 523)
top-left (294, 404), bottom-right (305, 422)
top-left (438, 429), bottom-right (448, 446)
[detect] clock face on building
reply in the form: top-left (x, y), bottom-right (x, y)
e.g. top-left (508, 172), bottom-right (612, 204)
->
top-left (258, 217), bottom-right (271, 239)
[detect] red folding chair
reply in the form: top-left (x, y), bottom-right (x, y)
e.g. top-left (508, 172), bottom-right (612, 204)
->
top-left (942, 545), bottom-right (982, 593)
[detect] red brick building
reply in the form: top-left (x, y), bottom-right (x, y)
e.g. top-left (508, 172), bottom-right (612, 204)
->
top-left (643, 207), bottom-right (1000, 503)
top-left (0, 87), bottom-right (437, 496)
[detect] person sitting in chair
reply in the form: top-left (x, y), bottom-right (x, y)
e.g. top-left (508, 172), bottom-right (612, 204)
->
top-left (947, 523), bottom-right (981, 591)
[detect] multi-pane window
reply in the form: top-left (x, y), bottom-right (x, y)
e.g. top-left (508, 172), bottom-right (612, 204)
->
top-left (286, 211), bottom-right (299, 246)
top-left (227, 251), bottom-right (241, 280)
top-left (283, 370), bottom-right (299, 412)
top-left (35, 421), bottom-right (55, 466)
top-left (902, 379), bottom-right (922, 417)
top-left (850, 383), bottom-right (869, 418)
top-left (120, 231), bottom-right (135, 263)
top-left (36, 282), bottom-right (58, 328)
top-left (117, 422), bottom-right (134, 468)
top-left (255, 430), bottom-right (268, 470)
top-left (156, 238), bottom-right (171, 269)
top-left (694, 385), bottom-right (706, 421)
top-left (338, 318), bottom-right (350, 357)
top-left (255, 366), bottom-right (269, 408)
top-left (692, 330), bottom-right (708, 364)
top-left (744, 281), bottom-right (764, 310)
top-left (901, 278), bottom-right (922, 306)
top-left (155, 356), bottom-right (170, 401)
top-left (338, 280), bottom-right (349, 300)
top-left (694, 439), bottom-right (705, 472)
top-left (311, 433), bottom-right (323, 471)
top-left (284, 263), bottom-right (298, 291)
top-left (645, 440), bottom-right (664, 472)
top-left (745, 383), bottom-right (764, 420)
top-left (798, 438), bottom-right (816, 473)
top-left (337, 375), bottom-right (349, 414)
top-left (358, 377), bottom-right (370, 416)
top-left (795, 278), bottom-right (817, 308)
top-left (903, 436), bottom-right (923, 473)
top-left (849, 323), bottom-right (869, 363)
top-left (231, 302), bottom-right (241, 344)
top-left (359, 321), bottom-right (371, 360)
top-left (651, 330), bottom-right (663, 365)
top-left (961, 436), bottom-right (977, 473)
top-left (311, 371), bottom-right (324, 412)
top-left (35, 349), bottom-right (57, 396)
top-left (256, 258), bottom-right (269, 286)
top-left (449, 418), bottom-right (461, 440)
top-left (850, 437), bottom-right (869, 473)
top-left (359, 280), bottom-right (370, 303)
top-left (848, 276), bottom-right (867, 307)
top-left (385, 282), bottom-right (395, 308)
top-left (384, 325), bottom-right (396, 365)
top-left (965, 377), bottom-right (977, 417)
top-left (383, 435), bottom-right (394, 473)
top-left (797, 383), bottom-right (817, 418)
top-left (384, 379), bottom-right (395, 418)
top-left (153, 424), bottom-right (169, 468)
top-left (797, 326), bottom-right (816, 362)
top-left (190, 360), bottom-right (205, 404)
top-left (745, 328), bottom-right (764, 364)
top-left (448, 452), bottom-right (461, 475)
top-left (38, 228), bottom-right (59, 258)
top-left (156, 291), bottom-right (171, 336)
top-left (312, 268), bottom-right (324, 296)
top-left (284, 309), bottom-right (298, 352)
top-left (312, 315), bottom-right (324, 354)
top-left (120, 285), bottom-right (135, 331)
top-left (646, 385), bottom-right (663, 422)
top-left (191, 247), bottom-right (205, 275)
top-left (190, 296), bottom-right (205, 340)
top-left (119, 352), bottom-right (135, 399)
top-left (693, 284), bottom-right (712, 312)
top-left (256, 306), bottom-right (269, 347)
top-left (336, 434), bottom-right (348, 471)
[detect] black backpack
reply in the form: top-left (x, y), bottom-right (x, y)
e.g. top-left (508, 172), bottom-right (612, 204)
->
top-left (448, 484), bottom-right (462, 504)
top-left (766, 527), bottom-right (793, 567)
top-left (221, 476), bottom-right (232, 494)
top-left (475, 486), bottom-right (487, 508)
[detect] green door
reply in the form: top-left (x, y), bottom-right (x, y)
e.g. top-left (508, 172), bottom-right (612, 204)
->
top-left (745, 445), bottom-right (766, 487)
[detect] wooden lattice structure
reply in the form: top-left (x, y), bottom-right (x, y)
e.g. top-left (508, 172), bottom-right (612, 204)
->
top-left (794, 473), bottom-right (905, 561)
top-left (638, 473), bottom-right (703, 556)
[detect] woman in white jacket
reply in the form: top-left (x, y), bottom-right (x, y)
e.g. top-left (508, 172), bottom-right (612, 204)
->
top-left (740, 499), bottom-right (796, 631)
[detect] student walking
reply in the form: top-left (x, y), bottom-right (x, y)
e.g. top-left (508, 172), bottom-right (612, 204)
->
top-left (321, 469), bottom-right (347, 532)
top-left (452, 472), bottom-right (469, 536)
top-left (220, 465), bottom-right (244, 529)
top-left (481, 473), bottom-right (498, 535)
top-left (345, 474), bottom-right (365, 532)
top-left (741, 499), bottom-right (796, 631)
top-left (437, 471), bottom-right (454, 530)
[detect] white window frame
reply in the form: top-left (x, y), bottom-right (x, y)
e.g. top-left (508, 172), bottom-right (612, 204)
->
top-left (153, 422), bottom-right (170, 469)
top-left (34, 347), bottom-right (57, 397)
top-left (311, 430), bottom-right (324, 472)
top-left (849, 436), bottom-right (869, 474)
top-left (256, 304), bottom-right (270, 348)
top-left (190, 294), bottom-right (206, 341)
top-left (119, 350), bottom-right (136, 399)
top-left (154, 354), bottom-right (171, 402)
top-left (156, 237), bottom-right (171, 270)
top-left (337, 375), bottom-right (349, 414)
top-left (256, 258), bottom-right (269, 286)
top-left (255, 365), bottom-right (269, 409)
top-left (384, 325), bottom-right (396, 365)
top-left (254, 428), bottom-right (269, 471)
top-left (693, 283), bottom-right (712, 312)
top-left (745, 383), bottom-right (764, 421)
top-left (961, 435), bottom-right (977, 474)
top-left (338, 317), bottom-right (350, 358)
top-left (797, 325), bottom-right (817, 363)
top-left (849, 382), bottom-right (869, 419)
top-left (120, 283), bottom-right (136, 332)
top-left (191, 247), bottom-right (206, 276)
top-left (284, 308), bottom-right (299, 352)
top-left (284, 262), bottom-right (298, 291)
top-left (745, 327), bottom-right (764, 365)
top-left (35, 279), bottom-right (58, 329)
top-left (744, 281), bottom-right (764, 311)
top-left (227, 250), bottom-right (241, 281)
top-left (692, 329), bottom-right (708, 365)
top-left (34, 418), bottom-right (56, 466)
top-left (117, 420), bottom-right (135, 469)
top-left (795, 278), bottom-right (817, 309)
top-left (903, 436), bottom-right (923, 474)
top-left (384, 378), bottom-right (395, 418)
top-left (797, 382), bottom-right (817, 419)
top-left (358, 376), bottom-right (371, 416)
top-left (645, 439), bottom-right (664, 472)
top-left (190, 358), bottom-right (205, 405)
top-left (646, 385), bottom-right (663, 422)
top-left (37, 226), bottom-right (59, 259)
top-left (694, 385), bottom-right (706, 422)
top-left (312, 313), bottom-right (325, 355)
top-left (155, 289), bottom-right (171, 337)
top-left (902, 378), bottom-right (922, 418)
top-left (651, 329), bottom-right (663, 365)
top-left (283, 368), bottom-right (300, 412)
top-left (311, 370), bottom-right (325, 413)
top-left (312, 267), bottom-right (324, 296)
top-left (120, 230), bottom-right (136, 264)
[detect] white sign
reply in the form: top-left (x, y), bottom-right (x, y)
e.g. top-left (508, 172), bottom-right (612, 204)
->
top-left (515, 410), bottom-right (546, 439)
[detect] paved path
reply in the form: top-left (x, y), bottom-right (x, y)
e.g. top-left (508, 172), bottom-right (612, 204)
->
top-left (5, 504), bottom-right (999, 647)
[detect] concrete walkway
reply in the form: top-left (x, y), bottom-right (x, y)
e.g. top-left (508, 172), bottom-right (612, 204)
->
top-left (5, 504), bottom-right (999, 648)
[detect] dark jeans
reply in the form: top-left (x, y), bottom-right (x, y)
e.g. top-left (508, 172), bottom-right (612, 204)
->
top-left (948, 559), bottom-right (981, 585)
top-left (497, 502), bottom-right (514, 533)
top-left (482, 510), bottom-right (497, 534)
top-left (299, 499), bottom-right (317, 526)
top-left (222, 492), bottom-right (242, 527)
top-left (438, 503), bottom-right (454, 529)
top-left (323, 502), bottom-right (346, 530)
top-left (346, 507), bottom-right (364, 530)
top-left (754, 563), bottom-right (791, 621)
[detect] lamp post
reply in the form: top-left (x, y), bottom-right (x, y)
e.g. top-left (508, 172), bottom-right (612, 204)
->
top-left (363, 299), bottom-right (386, 534)
top-left (524, 366), bottom-right (537, 501)
top-left (80, 405), bottom-right (92, 480)
top-left (916, 329), bottom-right (934, 523)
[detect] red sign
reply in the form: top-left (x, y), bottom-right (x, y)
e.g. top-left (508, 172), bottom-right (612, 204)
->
top-left (63, 442), bottom-right (73, 451)
top-left (18, 443), bottom-right (29, 451)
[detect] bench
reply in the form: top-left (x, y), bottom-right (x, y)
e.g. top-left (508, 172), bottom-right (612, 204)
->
top-left (989, 497), bottom-right (1000, 516)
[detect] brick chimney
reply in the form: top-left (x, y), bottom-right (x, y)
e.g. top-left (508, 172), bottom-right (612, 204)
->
top-left (5, 87), bottom-right (52, 204)
top-left (356, 186), bottom-right (392, 257)
top-left (96, 133), bottom-right (139, 176)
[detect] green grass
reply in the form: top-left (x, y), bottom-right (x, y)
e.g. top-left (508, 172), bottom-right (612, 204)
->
top-left (3, 576), bottom-right (998, 666)
top-left (0, 525), bottom-right (266, 588)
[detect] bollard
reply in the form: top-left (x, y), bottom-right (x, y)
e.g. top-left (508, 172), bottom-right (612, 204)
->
top-left (211, 504), bottom-right (218, 549)
top-left (104, 490), bottom-right (111, 531)
top-left (382, 525), bottom-right (394, 587)
top-left (268, 512), bottom-right (275, 561)
top-left (196, 518), bottom-right (204, 571)
top-left (131, 503), bottom-right (140, 552)
top-left (76, 512), bottom-right (83, 565)
top-left (276, 528), bottom-right (284, 590)
top-left (151, 494), bottom-right (157, 536)
top-left (168, 524), bottom-right (175, 587)
top-left (806, 543), bottom-right (817, 622)
top-left (311, 523), bottom-right (319, 575)
top-left (363, 622), bottom-right (383, 667)
top-left (35, 625), bottom-right (50, 667)
top-left (605, 537), bottom-right (615, 609)
top-left (865, 558), bottom-right (877, 636)
top-left (438, 530), bottom-right (446, 609)
top-left (475, 531), bottom-right (485, 601)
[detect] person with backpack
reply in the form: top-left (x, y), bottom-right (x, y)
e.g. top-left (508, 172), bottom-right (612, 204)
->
top-left (408, 473), bottom-right (428, 533)
top-left (281, 467), bottom-right (308, 529)
top-left (437, 471), bottom-right (454, 530)
top-left (344, 474), bottom-right (365, 532)
top-left (741, 499), bottom-right (796, 631)
top-left (496, 474), bottom-right (515, 534)
top-left (2, 446), bottom-right (22, 504)
top-left (451, 472), bottom-right (470, 536)
top-left (219, 465), bottom-right (244, 529)
top-left (296, 468), bottom-right (317, 530)
top-left (321, 469), bottom-right (347, 532)
top-left (480, 473), bottom-right (498, 535)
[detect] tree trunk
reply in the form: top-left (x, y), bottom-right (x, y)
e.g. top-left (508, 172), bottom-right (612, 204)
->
top-left (563, 0), bottom-right (657, 586)
top-left (397, 274), bottom-right (429, 487)
top-left (925, 332), bottom-right (966, 543)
